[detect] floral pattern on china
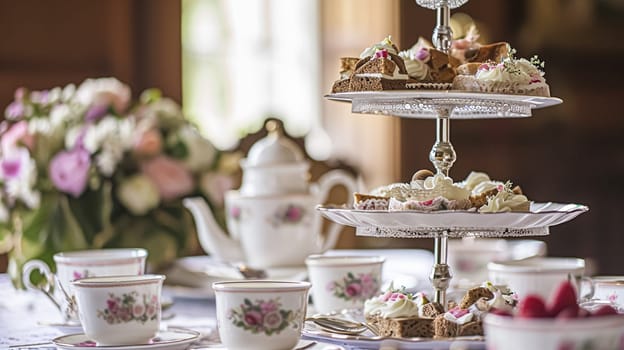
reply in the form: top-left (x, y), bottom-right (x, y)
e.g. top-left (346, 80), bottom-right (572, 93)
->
top-left (328, 272), bottom-right (380, 302)
top-left (228, 298), bottom-right (299, 336)
top-left (97, 291), bottom-right (159, 324)
top-left (268, 204), bottom-right (306, 227)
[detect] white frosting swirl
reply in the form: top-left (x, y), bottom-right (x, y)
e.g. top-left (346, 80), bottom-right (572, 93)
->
top-left (360, 36), bottom-right (397, 58)
top-left (422, 174), bottom-right (470, 201)
top-left (364, 296), bottom-right (421, 318)
top-left (487, 290), bottom-right (514, 313)
top-left (476, 64), bottom-right (531, 85)
top-left (401, 57), bottom-right (429, 81)
top-left (479, 189), bottom-right (530, 213)
top-left (471, 180), bottom-right (503, 196)
top-left (372, 174), bottom-right (469, 203)
top-left (461, 171), bottom-right (491, 191)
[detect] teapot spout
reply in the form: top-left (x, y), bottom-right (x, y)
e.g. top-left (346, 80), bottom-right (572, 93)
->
top-left (182, 197), bottom-right (244, 262)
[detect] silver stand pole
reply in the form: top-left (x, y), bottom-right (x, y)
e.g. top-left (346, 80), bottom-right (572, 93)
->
top-left (428, 1), bottom-right (454, 308)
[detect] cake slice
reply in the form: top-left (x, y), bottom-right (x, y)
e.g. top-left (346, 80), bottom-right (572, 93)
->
top-left (364, 288), bottom-right (442, 338)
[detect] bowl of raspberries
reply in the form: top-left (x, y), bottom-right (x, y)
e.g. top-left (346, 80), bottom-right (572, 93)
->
top-left (483, 280), bottom-right (624, 350)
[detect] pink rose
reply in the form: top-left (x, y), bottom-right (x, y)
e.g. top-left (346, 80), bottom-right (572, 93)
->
top-left (132, 304), bottom-right (145, 318)
top-left (243, 310), bottom-right (263, 326)
top-left (0, 147), bottom-right (30, 180)
top-left (133, 129), bottom-right (163, 157)
top-left (141, 156), bottom-right (194, 201)
top-left (49, 147), bottom-right (91, 197)
top-left (284, 205), bottom-right (303, 222)
top-left (1, 121), bottom-right (34, 152)
top-left (345, 283), bottom-right (362, 297)
top-left (260, 301), bottom-right (278, 314)
top-left (263, 311), bottom-right (283, 329)
top-left (75, 78), bottom-right (131, 115)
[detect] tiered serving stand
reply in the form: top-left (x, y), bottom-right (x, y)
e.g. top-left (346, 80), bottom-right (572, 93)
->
top-left (318, 0), bottom-right (588, 310)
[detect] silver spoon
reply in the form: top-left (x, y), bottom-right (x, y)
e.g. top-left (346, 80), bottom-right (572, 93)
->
top-left (236, 263), bottom-right (268, 279)
top-left (306, 316), bottom-right (377, 335)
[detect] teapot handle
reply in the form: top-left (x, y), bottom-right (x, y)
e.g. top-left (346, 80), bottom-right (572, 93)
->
top-left (315, 169), bottom-right (358, 252)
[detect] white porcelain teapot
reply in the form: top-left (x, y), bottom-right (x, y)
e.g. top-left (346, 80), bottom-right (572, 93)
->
top-left (183, 121), bottom-right (357, 268)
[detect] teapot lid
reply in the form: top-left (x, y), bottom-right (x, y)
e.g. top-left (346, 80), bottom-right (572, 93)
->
top-left (242, 120), bottom-right (305, 168)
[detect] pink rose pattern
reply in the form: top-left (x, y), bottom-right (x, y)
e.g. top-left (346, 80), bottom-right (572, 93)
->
top-left (269, 204), bottom-right (305, 227)
top-left (328, 272), bottom-right (380, 302)
top-left (97, 291), bottom-right (159, 324)
top-left (227, 298), bottom-right (298, 336)
top-left (72, 269), bottom-right (90, 281)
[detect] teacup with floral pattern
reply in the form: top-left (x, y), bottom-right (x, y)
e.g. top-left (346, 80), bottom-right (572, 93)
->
top-left (305, 255), bottom-right (385, 314)
top-left (22, 248), bottom-right (147, 322)
top-left (71, 274), bottom-right (165, 346)
top-left (213, 280), bottom-right (311, 350)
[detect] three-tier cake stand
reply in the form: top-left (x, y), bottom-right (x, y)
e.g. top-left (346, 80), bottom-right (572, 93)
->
top-left (318, 0), bottom-right (588, 309)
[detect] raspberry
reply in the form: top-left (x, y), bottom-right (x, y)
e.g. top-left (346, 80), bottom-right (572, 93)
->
top-left (549, 281), bottom-right (578, 316)
top-left (518, 294), bottom-right (549, 318)
top-left (555, 304), bottom-right (580, 319)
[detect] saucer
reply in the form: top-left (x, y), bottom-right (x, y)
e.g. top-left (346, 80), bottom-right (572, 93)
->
top-left (52, 327), bottom-right (200, 350)
top-left (37, 320), bottom-right (83, 333)
top-left (163, 256), bottom-right (308, 299)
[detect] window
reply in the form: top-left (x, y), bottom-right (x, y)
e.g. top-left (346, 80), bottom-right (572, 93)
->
top-left (182, 0), bottom-right (329, 158)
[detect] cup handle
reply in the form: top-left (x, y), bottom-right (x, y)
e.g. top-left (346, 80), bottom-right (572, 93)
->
top-left (578, 276), bottom-right (595, 302)
top-left (22, 259), bottom-right (62, 311)
top-left (315, 169), bottom-right (358, 251)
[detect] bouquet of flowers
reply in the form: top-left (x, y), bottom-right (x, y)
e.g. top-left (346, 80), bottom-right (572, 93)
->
top-left (0, 78), bottom-right (239, 288)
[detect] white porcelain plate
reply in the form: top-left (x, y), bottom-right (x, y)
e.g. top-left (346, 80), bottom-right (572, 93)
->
top-left (317, 202), bottom-right (588, 238)
top-left (302, 321), bottom-right (485, 350)
top-left (52, 328), bottom-right (200, 350)
top-left (326, 91), bottom-right (563, 119)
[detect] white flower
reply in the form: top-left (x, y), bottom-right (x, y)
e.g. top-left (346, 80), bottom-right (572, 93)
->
top-left (28, 117), bottom-right (53, 136)
top-left (116, 175), bottom-right (160, 215)
top-left (179, 126), bottom-right (217, 171)
top-left (142, 98), bottom-right (185, 127)
top-left (82, 115), bottom-right (135, 154)
top-left (65, 126), bottom-right (83, 150)
top-left (61, 84), bottom-right (76, 102)
top-left (0, 147), bottom-right (41, 209)
top-left (74, 77), bottom-right (131, 114)
top-left (50, 104), bottom-right (74, 127)
top-left (96, 145), bottom-right (123, 176)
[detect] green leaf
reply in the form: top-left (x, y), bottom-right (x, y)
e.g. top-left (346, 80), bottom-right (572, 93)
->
top-left (55, 195), bottom-right (88, 250)
top-left (167, 140), bottom-right (189, 159)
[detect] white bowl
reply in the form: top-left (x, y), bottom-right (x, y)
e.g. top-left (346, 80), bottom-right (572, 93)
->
top-left (484, 313), bottom-right (624, 350)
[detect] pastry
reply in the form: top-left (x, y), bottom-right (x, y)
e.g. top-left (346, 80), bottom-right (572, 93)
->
top-left (364, 288), bottom-right (442, 338)
top-left (349, 36), bottom-right (409, 91)
top-left (330, 57), bottom-right (360, 93)
top-left (353, 170), bottom-right (530, 213)
top-left (353, 193), bottom-right (389, 210)
top-left (398, 38), bottom-right (457, 89)
top-left (452, 54), bottom-right (551, 97)
top-left (433, 283), bottom-right (516, 338)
